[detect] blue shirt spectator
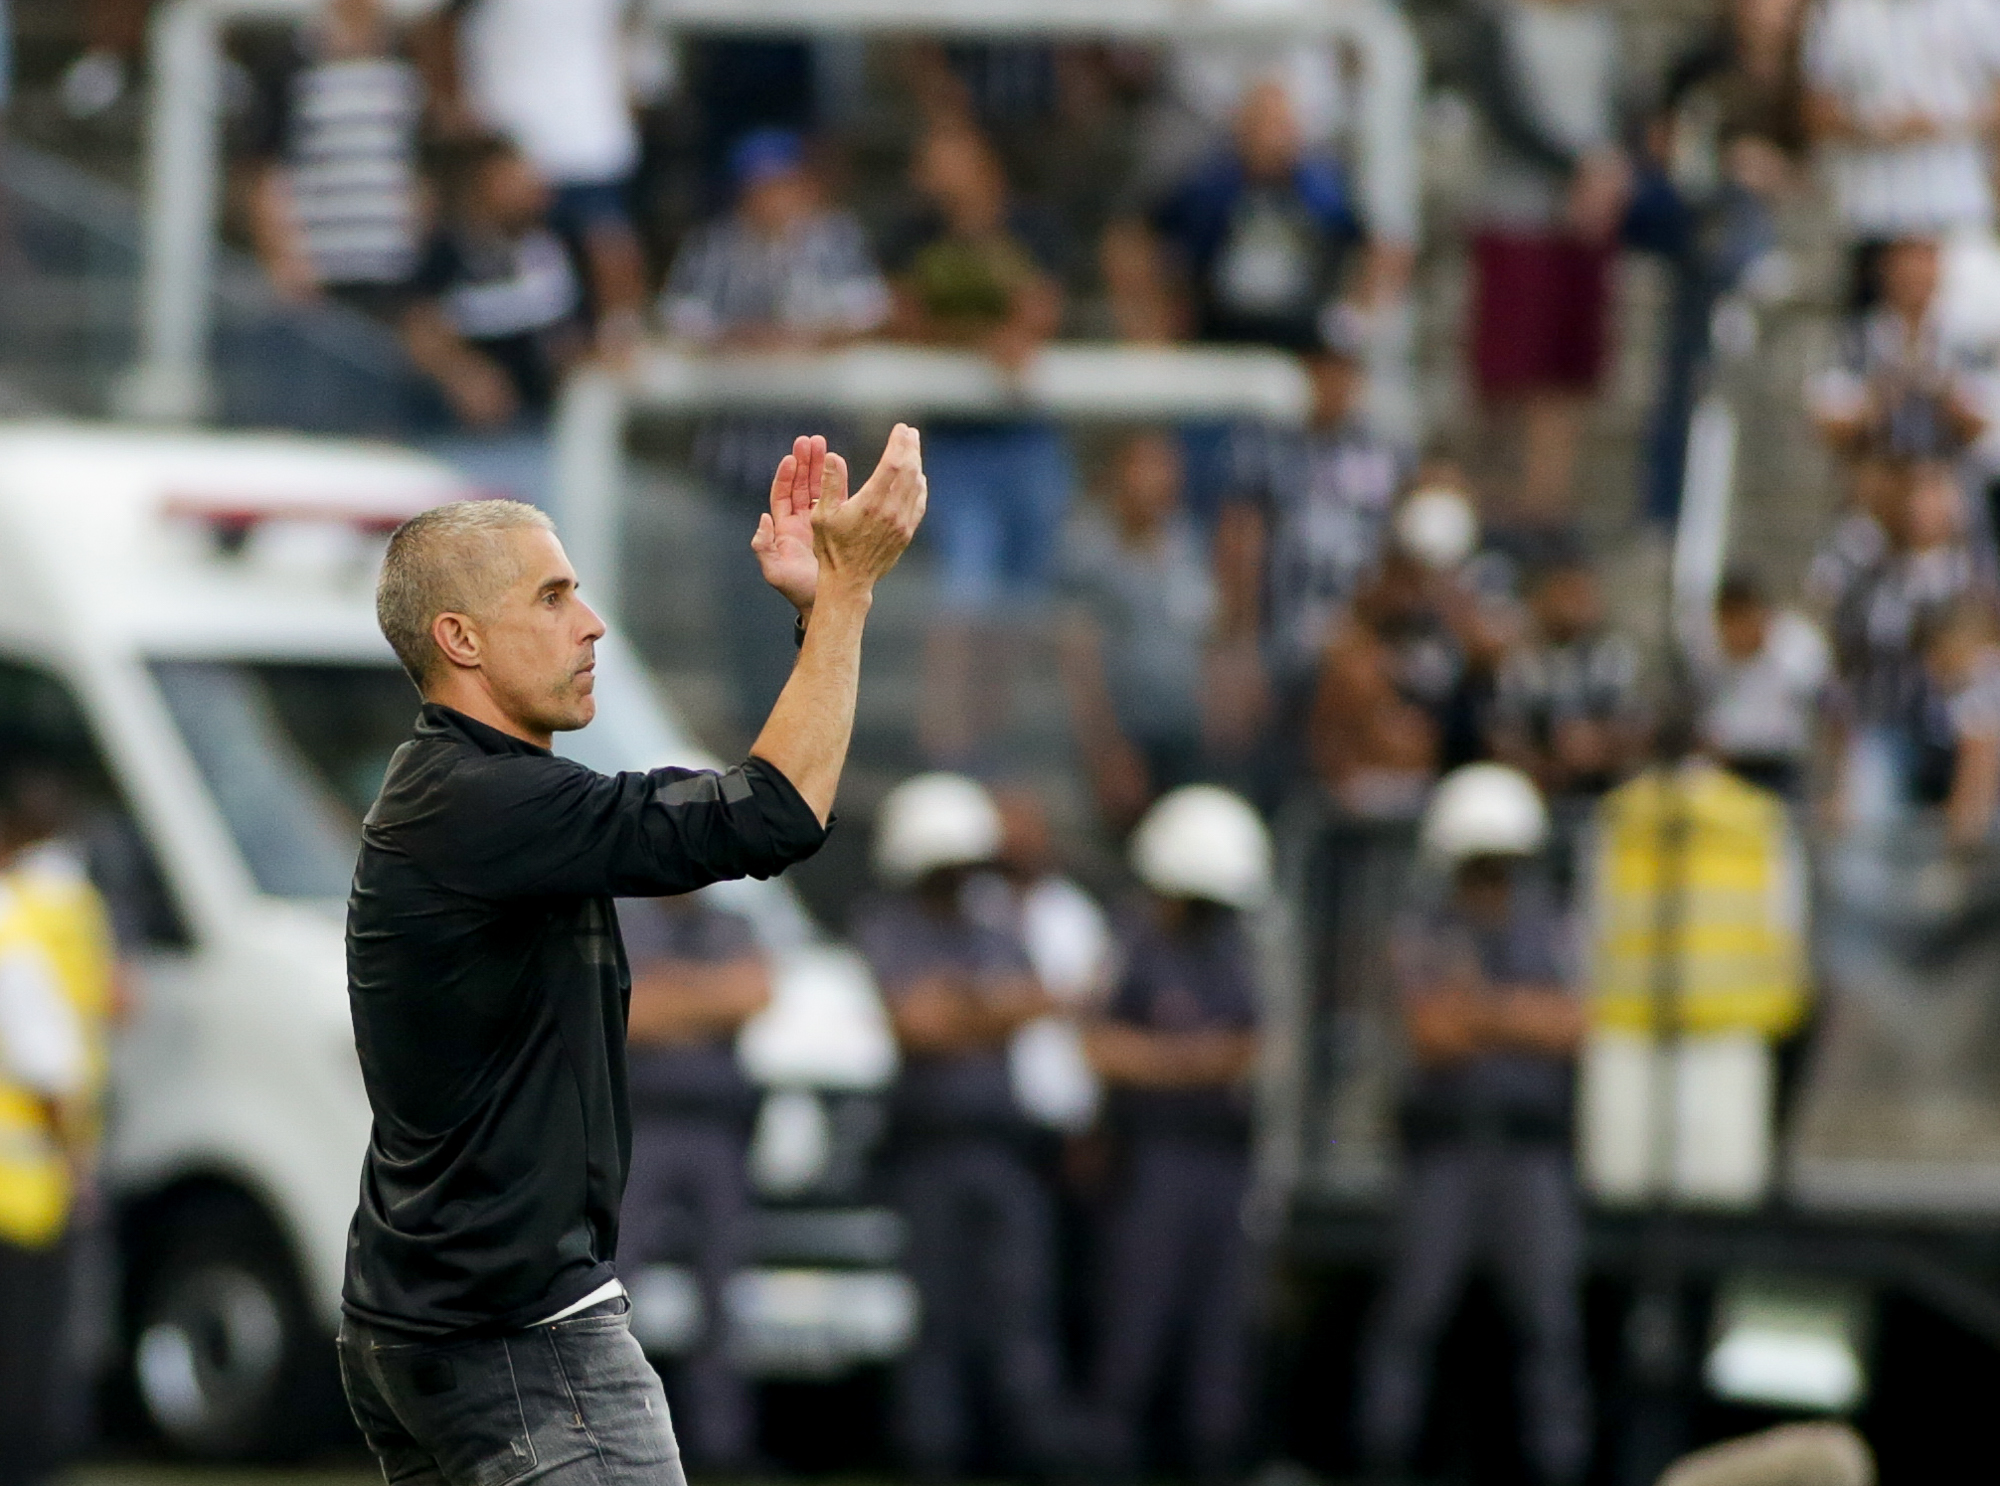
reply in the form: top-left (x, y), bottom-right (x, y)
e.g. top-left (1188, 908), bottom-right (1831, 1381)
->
top-left (1144, 81), bottom-right (1361, 350)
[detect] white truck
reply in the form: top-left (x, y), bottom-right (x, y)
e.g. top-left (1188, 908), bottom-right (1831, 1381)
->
top-left (0, 423), bottom-right (911, 1457)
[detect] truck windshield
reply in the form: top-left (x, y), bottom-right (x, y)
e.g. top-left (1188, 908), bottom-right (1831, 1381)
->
top-left (149, 661), bottom-right (421, 900)
top-left (146, 645), bottom-right (742, 910)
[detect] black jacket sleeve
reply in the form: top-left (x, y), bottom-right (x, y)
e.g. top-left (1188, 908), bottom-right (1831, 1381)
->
top-left (412, 752), bottom-right (828, 900)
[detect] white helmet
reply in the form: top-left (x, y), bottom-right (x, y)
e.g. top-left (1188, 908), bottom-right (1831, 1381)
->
top-left (873, 773), bottom-right (1003, 886)
top-left (1129, 786), bottom-right (1273, 910)
top-left (1420, 763), bottom-right (1549, 864)
top-left (1395, 487), bottom-right (1479, 571)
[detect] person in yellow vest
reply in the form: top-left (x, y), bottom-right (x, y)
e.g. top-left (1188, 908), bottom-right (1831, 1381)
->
top-left (0, 763), bottom-right (117, 1485)
top-left (1579, 715), bottom-right (1808, 1207)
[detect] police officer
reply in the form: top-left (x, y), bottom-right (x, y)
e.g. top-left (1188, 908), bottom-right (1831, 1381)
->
top-left (1356, 764), bottom-right (1590, 1486)
top-left (853, 773), bottom-right (1071, 1482)
top-left (614, 889), bottom-right (771, 1473)
top-left (1084, 786), bottom-right (1271, 1485)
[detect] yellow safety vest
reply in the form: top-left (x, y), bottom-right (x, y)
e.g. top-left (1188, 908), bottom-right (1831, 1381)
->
top-left (1588, 763), bottom-right (1807, 1039)
top-left (0, 863), bottom-right (114, 1249)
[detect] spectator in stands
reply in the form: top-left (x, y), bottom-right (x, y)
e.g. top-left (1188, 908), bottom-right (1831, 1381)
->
top-left (1642, 0), bottom-right (1811, 522)
top-left (1111, 80), bottom-right (1362, 354)
top-left (1821, 454), bottom-right (1989, 827)
top-left (1307, 491), bottom-right (1500, 818)
top-left (1690, 566), bottom-right (1834, 801)
top-left (1457, 0), bottom-right (1633, 521)
top-left (1915, 598), bottom-right (2000, 850)
top-left (1059, 430), bottom-right (1217, 833)
top-left (1803, 0), bottom-right (2000, 307)
top-left (1358, 764), bottom-right (1590, 1486)
top-left (658, 126), bottom-right (890, 731)
top-left (882, 121), bottom-right (1072, 765)
top-left (614, 891), bottom-right (769, 1475)
top-left (1490, 549), bottom-right (1645, 886)
top-left (1215, 314), bottom-right (1409, 778)
top-left (401, 135), bottom-right (583, 499)
top-left (660, 129), bottom-right (888, 357)
top-left (419, 0), bottom-right (648, 362)
top-left (1807, 236), bottom-right (1992, 459)
top-left (244, 0), bottom-right (424, 318)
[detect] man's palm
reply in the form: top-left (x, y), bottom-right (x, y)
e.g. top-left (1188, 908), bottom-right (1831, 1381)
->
top-left (753, 435), bottom-right (846, 612)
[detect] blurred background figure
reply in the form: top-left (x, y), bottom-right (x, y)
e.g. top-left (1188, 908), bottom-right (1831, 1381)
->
top-left (883, 122), bottom-right (1071, 765)
top-left (1357, 764), bottom-right (1589, 1486)
top-left (1913, 597), bottom-right (2000, 851)
top-left (243, 0), bottom-right (423, 317)
top-left (968, 784), bottom-right (1110, 1139)
top-left (1641, 0), bottom-right (1810, 523)
top-left (1689, 565), bottom-right (1833, 800)
top-left (0, 764), bottom-right (115, 1486)
top-left (854, 774), bottom-right (1073, 1483)
top-left (1215, 315), bottom-right (1408, 795)
top-left (401, 133), bottom-right (582, 502)
top-left (614, 889), bottom-right (771, 1475)
top-left (1817, 450), bottom-right (1986, 831)
top-left (1083, 786), bottom-right (1269, 1486)
top-left (658, 124), bottom-right (889, 732)
top-left (1058, 428), bottom-right (1217, 834)
top-left (1308, 487), bottom-right (1497, 821)
top-left (1120, 79), bottom-right (1361, 353)
top-left (420, 0), bottom-right (648, 361)
top-left (1490, 546), bottom-right (1646, 892)
top-left (1581, 711), bottom-right (1810, 1210)
top-left (1807, 236), bottom-right (1990, 460)
top-left (1802, 0), bottom-right (2000, 308)
top-left (1457, 0), bottom-right (1634, 522)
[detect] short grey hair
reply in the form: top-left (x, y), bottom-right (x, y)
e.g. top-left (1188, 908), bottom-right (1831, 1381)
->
top-left (376, 500), bottom-right (554, 686)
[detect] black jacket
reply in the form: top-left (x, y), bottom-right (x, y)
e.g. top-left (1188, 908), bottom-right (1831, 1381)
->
top-left (342, 704), bottom-right (826, 1335)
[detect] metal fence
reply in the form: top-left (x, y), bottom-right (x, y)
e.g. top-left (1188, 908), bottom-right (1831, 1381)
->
top-left (1, 142), bottom-right (426, 434)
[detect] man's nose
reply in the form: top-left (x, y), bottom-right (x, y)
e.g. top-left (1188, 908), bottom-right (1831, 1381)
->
top-left (578, 599), bottom-right (607, 641)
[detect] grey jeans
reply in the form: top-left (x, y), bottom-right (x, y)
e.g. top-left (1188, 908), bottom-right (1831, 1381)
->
top-left (338, 1301), bottom-right (687, 1486)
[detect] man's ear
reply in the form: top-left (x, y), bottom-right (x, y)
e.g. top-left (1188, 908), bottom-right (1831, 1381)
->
top-left (432, 611), bottom-right (482, 672)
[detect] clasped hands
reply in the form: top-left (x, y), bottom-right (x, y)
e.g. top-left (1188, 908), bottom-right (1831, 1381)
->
top-left (751, 426), bottom-right (929, 619)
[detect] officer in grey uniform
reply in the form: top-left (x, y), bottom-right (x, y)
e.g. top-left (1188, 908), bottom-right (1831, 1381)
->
top-left (853, 773), bottom-right (1069, 1482)
top-left (1085, 787), bottom-right (1272, 1484)
top-left (613, 891), bottom-right (771, 1473)
top-left (1356, 764), bottom-right (1591, 1486)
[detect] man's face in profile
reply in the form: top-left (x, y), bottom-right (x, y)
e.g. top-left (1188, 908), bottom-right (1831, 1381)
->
top-left (470, 528), bottom-right (605, 738)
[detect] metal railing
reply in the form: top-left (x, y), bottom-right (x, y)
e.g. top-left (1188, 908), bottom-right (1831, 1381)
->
top-left (549, 340), bottom-right (1314, 621)
top-left (2, 140), bottom-right (423, 431)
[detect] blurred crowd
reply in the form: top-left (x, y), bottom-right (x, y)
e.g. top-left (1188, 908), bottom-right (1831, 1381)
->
top-left (60, 0), bottom-right (1982, 833)
top-left (14, 0), bottom-right (2000, 1481)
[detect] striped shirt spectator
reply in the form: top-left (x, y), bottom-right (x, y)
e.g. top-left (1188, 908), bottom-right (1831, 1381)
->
top-left (246, 4), bottom-right (424, 307)
top-left (1803, 0), bottom-right (2000, 240)
top-left (658, 129), bottom-right (890, 498)
top-left (660, 214), bottom-right (889, 350)
top-left (1222, 408), bottom-right (1405, 697)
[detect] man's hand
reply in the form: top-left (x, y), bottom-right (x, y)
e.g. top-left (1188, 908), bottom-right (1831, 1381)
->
top-left (1566, 148), bottom-right (1632, 243)
top-left (753, 434), bottom-right (848, 616)
top-left (811, 423), bottom-right (927, 596)
top-left (445, 357), bottom-right (519, 429)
